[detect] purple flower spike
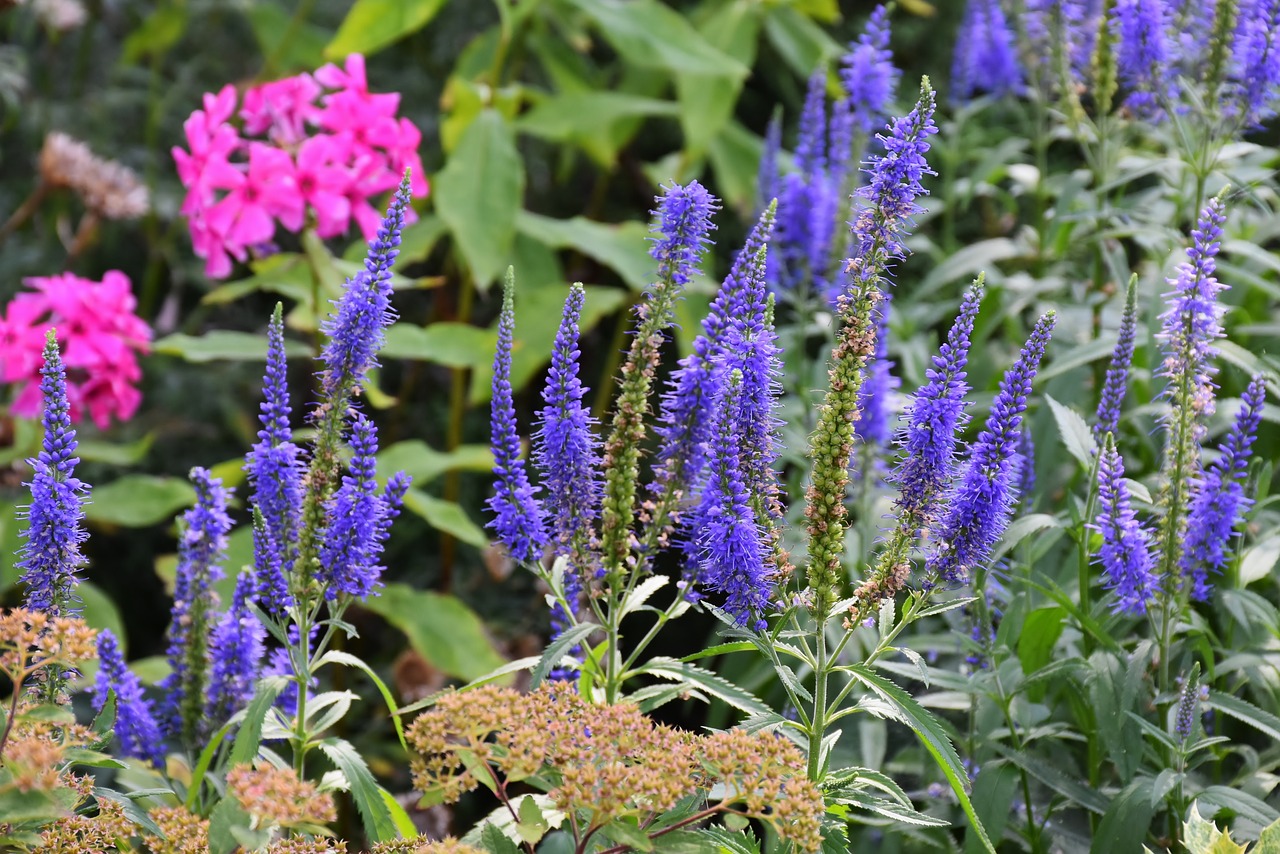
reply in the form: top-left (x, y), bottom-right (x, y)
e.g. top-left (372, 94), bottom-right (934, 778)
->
top-left (951, 0), bottom-right (1024, 102)
top-left (534, 284), bottom-right (601, 555)
top-left (1229, 0), bottom-right (1280, 126)
top-left (160, 467), bottom-right (233, 744)
top-left (1112, 0), bottom-right (1173, 118)
top-left (319, 172), bottom-right (411, 400)
top-left (1094, 278), bottom-right (1140, 442)
top-left (488, 273), bottom-right (547, 564)
top-left (19, 333), bottom-right (88, 619)
top-left (848, 80), bottom-right (938, 292)
top-left (842, 5), bottom-right (900, 134)
top-left (893, 282), bottom-right (983, 532)
top-left (1158, 198), bottom-right (1227, 432)
top-left (94, 630), bottom-right (164, 767)
top-left (245, 306), bottom-right (301, 615)
top-left (318, 415), bottom-right (407, 599)
top-left (205, 573), bottom-right (265, 726)
top-left (928, 312), bottom-right (1056, 585)
top-left (1182, 375), bottom-right (1267, 600)
top-left (650, 180), bottom-right (718, 291)
top-left (1094, 441), bottom-right (1160, 614)
top-left (758, 112), bottom-right (783, 213)
top-left (695, 374), bottom-right (770, 629)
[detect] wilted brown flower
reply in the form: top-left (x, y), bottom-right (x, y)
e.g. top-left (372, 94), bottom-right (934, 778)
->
top-left (39, 131), bottom-right (148, 220)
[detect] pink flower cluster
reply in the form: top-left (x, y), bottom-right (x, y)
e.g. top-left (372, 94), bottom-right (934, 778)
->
top-left (0, 271), bottom-right (151, 428)
top-left (173, 54), bottom-right (428, 279)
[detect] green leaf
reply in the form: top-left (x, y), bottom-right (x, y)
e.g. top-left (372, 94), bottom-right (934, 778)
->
top-left (991, 743), bottom-right (1109, 814)
top-left (94, 786), bottom-right (167, 838)
top-left (229, 676), bottom-right (288, 766)
top-left (564, 0), bottom-right (749, 77)
top-left (1256, 813), bottom-right (1280, 854)
top-left (530, 623), bottom-right (597, 688)
top-left (761, 5), bottom-right (843, 77)
top-left (1046, 395), bottom-right (1096, 469)
top-left (707, 119), bottom-right (765, 213)
top-left (79, 581), bottom-right (125, 652)
top-left (186, 720), bottom-right (235, 810)
top-left (605, 818), bottom-right (656, 852)
top-left (78, 434), bottom-right (155, 466)
top-left (381, 322), bottom-right (496, 368)
top-left (318, 737), bottom-right (399, 842)
top-left (480, 820), bottom-right (524, 854)
top-left (1091, 778), bottom-right (1155, 854)
top-left (1207, 690), bottom-right (1280, 741)
top-left (325, 0), bottom-right (447, 59)
top-left (245, 4), bottom-right (326, 70)
top-left (208, 796), bottom-right (253, 854)
top-left (315, 649), bottom-right (408, 751)
top-left (515, 211), bottom-right (654, 291)
top-left (676, 1), bottom-right (760, 157)
top-left (518, 91), bottom-right (678, 143)
top-left (121, 5), bottom-right (187, 63)
top-left (695, 827), bottom-right (760, 854)
top-left (382, 786), bottom-right (420, 838)
top-left (360, 583), bottom-right (506, 681)
top-left (843, 664), bottom-right (997, 854)
top-left (1197, 785), bottom-right (1280, 828)
top-left (85, 475), bottom-right (195, 527)
top-left (638, 657), bottom-right (771, 717)
top-left (399, 214), bottom-right (449, 264)
top-left (401, 489), bottom-right (488, 547)
top-left (434, 110), bottom-right (524, 289)
top-left (153, 331), bottom-right (311, 363)
top-left (966, 763), bottom-right (1021, 853)
top-left (1240, 534), bottom-right (1280, 584)
top-left (378, 440), bottom-right (492, 485)
top-left (1016, 607), bottom-right (1066, 684)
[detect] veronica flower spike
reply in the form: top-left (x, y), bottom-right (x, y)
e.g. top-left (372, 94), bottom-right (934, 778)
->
top-left (1094, 436), bottom-right (1160, 614)
top-left (18, 332), bottom-right (89, 621)
top-left (488, 270), bottom-right (547, 565)
top-left (1181, 374), bottom-right (1267, 600)
top-left (534, 283), bottom-right (601, 559)
top-left (205, 573), bottom-right (266, 726)
top-left (159, 467), bottom-right (233, 745)
top-left (841, 5), bottom-right (900, 135)
top-left (695, 372), bottom-right (770, 629)
top-left (94, 630), bottom-right (164, 767)
top-left (928, 311), bottom-right (1056, 586)
top-left (1094, 275), bottom-right (1140, 442)
top-left (245, 304), bottom-right (302, 615)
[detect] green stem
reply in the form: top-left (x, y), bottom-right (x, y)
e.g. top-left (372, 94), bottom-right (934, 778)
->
top-left (807, 621), bottom-right (829, 782)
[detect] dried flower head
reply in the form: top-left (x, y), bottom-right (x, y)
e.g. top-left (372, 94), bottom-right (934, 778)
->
top-left (370, 837), bottom-right (484, 854)
top-left (265, 840), bottom-right (348, 854)
top-left (38, 132), bottom-right (148, 219)
top-left (143, 805), bottom-right (211, 854)
top-left (226, 764), bottom-right (337, 827)
top-left (39, 797), bottom-right (135, 852)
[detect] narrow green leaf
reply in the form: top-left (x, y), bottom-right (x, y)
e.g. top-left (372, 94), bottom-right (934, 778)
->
top-left (325, 0), bottom-right (447, 58)
top-left (315, 649), bottom-right (408, 751)
top-left (530, 623), bottom-right (597, 688)
top-left (229, 676), bottom-right (288, 766)
top-left (317, 737), bottom-right (399, 842)
top-left (638, 657), bottom-right (771, 717)
top-left (1046, 395), bottom-right (1096, 469)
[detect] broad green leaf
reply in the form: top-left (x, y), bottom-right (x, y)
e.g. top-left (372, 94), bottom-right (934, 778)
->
top-left (317, 737), bottom-right (399, 842)
top-left (85, 475), bottom-right (195, 527)
top-left (78, 434), bottom-right (155, 466)
top-left (676, 1), bottom-right (761, 157)
top-left (1240, 534), bottom-right (1280, 584)
top-left (245, 4), bottom-right (327, 70)
top-left (378, 440), bottom-right (493, 485)
top-left (966, 763), bottom-right (1021, 854)
top-left (518, 91), bottom-right (678, 144)
top-left (1093, 778), bottom-right (1156, 854)
top-left (360, 583), bottom-right (506, 681)
top-left (1016, 607), bottom-right (1066, 683)
top-left (707, 120), bottom-right (765, 214)
top-left (1207, 690), bottom-right (1280, 741)
top-left (399, 214), bottom-right (449, 264)
top-left (402, 489), bottom-right (487, 548)
top-left (121, 5), bottom-right (187, 63)
top-left (78, 581), bottom-right (125, 656)
top-left (1197, 785), bottom-right (1280, 829)
top-left (604, 819), bottom-right (655, 852)
top-left (153, 331), bottom-right (310, 363)
top-left (434, 110), bottom-right (524, 289)
top-left (844, 664), bottom-right (997, 854)
top-left (564, 0), bottom-right (749, 77)
top-left (761, 5), bottom-right (843, 77)
top-left (208, 796), bottom-right (254, 854)
top-left (1046, 395), bottom-right (1096, 469)
top-left (381, 322), bottom-right (496, 368)
top-left (325, 0), bottom-right (447, 59)
top-left (515, 211), bottom-right (653, 291)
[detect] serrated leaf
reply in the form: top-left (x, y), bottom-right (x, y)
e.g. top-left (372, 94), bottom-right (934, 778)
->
top-left (318, 738), bottom-right (398, 842)
top-left (530, 623), bottom-right (596, 688)
top-left (620, 576), bottom-right (670, 618)
top-left (1046, 395), bottom-right (1096, 469)
top-left (229, 676), bottom-right (288, 766)
top-left (639, 657), bottom-right (771, 716)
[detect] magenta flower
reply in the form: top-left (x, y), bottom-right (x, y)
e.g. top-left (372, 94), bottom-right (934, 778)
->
top-left (296, 135), bottom-right (354, 238)
top-left (240, 74), bottom-right (322, 145)
top-left (207, 143), bottom-right (304, 247)
top-left (2, 271), bottom-right (151, 427)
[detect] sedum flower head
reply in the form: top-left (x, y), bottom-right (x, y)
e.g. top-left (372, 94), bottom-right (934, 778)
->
top-left (93, 629), bottom-right (164, 767)
top-left (19, 333), bottom-right (89, 620)
top-left (841, 5), bottom-right (900, 134)
top-left (488, 272), bottom-right (547, 564)
top-left (1094, 439), bottom-right (1160, 614)
top-left (318, 172), bottom-right (411, 402)
top-left (1182, 374), bottom-right (1267, 600)
top-left (928, 312), bottom-right (1056, 585)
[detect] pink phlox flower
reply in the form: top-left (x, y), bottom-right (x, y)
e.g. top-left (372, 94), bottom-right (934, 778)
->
top-left (172, 110), bottom-right (241, 215)
top-left (319, 89), bottom-right (400, 154)
top-left (241, 74), bottom-right (322, 145)
top-left (0, 297), bottom-right (50, 384)
top-left (202, 85), bottom-right (238, 126)
top-left (82, 364), bottom-right (144, 428)
top-left (296, 135), bottom-right (354, 238)
top-left (314, 53), bottom-right (370, 93)
top-left (386, 118), bottom-right (428, 196)
top-left (345, 153), bottom-right (402, 240)
top-left (207, 142), bottom-right (303, 251)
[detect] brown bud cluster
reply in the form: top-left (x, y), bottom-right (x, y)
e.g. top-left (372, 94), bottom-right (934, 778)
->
top-left (370, 837), bottom-right (485, 854)
top-left (39, 797), bottom-right (135, 852)
top-left (265, 839), bottom-right (348, 854)
top-left (143, 805), bottom-right (211, 854)
top-left (39, 131), bottom-right (149, 220)
top-left (406, 684), bottom-right (823, 850)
